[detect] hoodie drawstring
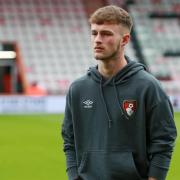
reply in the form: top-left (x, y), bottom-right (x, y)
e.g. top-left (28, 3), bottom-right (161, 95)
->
top-left (113, 79), bottom-right (129, 120)
top-left (89, 58), bottom-right (145, 128)
top-left (100, 77), bottom-right (112, 128)
top-left (100, 77), bottom-right (129, 128)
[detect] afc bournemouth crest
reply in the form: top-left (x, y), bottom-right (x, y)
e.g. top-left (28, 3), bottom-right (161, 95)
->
top-left (123, 100), bottom-right (137, 117)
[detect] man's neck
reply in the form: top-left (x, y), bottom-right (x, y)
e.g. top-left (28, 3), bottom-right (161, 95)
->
top-left (98, 56), bottom-right (127, 79)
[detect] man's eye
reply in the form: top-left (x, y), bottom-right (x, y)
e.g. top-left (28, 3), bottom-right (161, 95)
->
top-left (102, 32), bottom-right (112, 36)
top-left (91, 32), bottom-right (97, 35)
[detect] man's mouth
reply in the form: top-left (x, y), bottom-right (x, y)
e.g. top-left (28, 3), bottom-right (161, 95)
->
top-left (94, 47), bottom-right (104, 52)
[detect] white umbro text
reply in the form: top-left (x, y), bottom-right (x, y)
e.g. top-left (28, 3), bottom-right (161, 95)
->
top-left (83, 99), bottom-right (93, 108)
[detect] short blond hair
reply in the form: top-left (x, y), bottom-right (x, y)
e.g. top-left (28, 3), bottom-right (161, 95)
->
top-left (89, 5), bottom-right (133, 32)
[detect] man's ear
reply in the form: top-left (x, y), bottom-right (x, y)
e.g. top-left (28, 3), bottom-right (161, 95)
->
top-left (121, 34), bottom-right (130, 47)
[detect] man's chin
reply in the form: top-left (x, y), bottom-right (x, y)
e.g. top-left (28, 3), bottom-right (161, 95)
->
top-left (94, 55), bottom-right (107, 60)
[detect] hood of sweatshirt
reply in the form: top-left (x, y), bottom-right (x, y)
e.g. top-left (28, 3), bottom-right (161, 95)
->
top-left (87, 56), bottom-right (146, 127)
top-left (87, 57), bottom-right (146, 86)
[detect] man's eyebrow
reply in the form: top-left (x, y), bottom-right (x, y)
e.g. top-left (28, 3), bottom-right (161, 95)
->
top-left (91, 29), bottom-right (114, 34)
top-left (100, 30), bottom-right (113, 34)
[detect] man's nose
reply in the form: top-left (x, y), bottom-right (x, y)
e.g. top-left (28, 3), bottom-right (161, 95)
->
top-left (94, 34), bottom-right (102, 43)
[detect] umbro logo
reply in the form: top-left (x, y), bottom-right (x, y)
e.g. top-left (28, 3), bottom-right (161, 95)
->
top-left (83, 99), bottom-right (93, 108)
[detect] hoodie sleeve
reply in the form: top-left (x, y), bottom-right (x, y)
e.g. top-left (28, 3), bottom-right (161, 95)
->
top-left (61, 88), bottom-right (79, 180)
top-left (147, 96), bottom-right (177, 180)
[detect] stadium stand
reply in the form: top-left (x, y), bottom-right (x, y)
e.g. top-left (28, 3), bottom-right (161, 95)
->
top-left (0, 0), bottom-right (179, 97)
top-left (0, 0), bottom-right (139, 94)
top-left (127, 0), bottom-right (180, 96)
top-left (0, 0), bottom-right (95, 94)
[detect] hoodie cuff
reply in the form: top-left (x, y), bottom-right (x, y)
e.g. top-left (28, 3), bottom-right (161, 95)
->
top-left (148, 165), bottom-right (168, 180)
top-left (148, 154), bottom-right (171, 180)
top-left (67, 166), bottom-right (79, 180)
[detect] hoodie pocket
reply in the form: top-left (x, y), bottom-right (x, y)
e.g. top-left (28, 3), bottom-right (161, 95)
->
top-left (78, 151), bottom-right (142, 180)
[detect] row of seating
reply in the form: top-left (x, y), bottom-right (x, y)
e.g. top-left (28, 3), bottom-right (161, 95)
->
top-left (0, 0), bottom-right (95, 94)
top-left (129, 0), bottom-right (180, 95)
top-left (0, 0), bottom-right (138, 94)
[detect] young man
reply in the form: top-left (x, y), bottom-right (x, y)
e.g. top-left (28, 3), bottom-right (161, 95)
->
top-left (62, 5), bottom-right (177, 180)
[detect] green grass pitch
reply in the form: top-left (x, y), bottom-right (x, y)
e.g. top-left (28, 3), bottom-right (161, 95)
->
top-left (0, 113), bottom-right (179, 180)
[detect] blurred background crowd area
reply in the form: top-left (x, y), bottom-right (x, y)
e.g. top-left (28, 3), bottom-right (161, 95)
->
top-left (0, 0), bottom-right (179, 102)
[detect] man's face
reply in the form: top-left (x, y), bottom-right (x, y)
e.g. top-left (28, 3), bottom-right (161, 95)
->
top-left (91, 23), bottom-right (124, 61)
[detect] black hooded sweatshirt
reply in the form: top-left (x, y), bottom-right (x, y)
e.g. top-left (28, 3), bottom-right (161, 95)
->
top-left (62, 57), bottom-right (177, 180)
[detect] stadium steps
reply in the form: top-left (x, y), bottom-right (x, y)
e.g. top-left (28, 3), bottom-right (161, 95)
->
top-left (128, 0), bottom-right (180, 95)
top-left (0, 0), bottom-right (94, 94)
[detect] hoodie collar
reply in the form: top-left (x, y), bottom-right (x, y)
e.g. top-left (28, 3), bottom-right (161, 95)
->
top-left (87, 56), bottom-right (146, 128)
top-left (87, 56), bottom-right (146, 86)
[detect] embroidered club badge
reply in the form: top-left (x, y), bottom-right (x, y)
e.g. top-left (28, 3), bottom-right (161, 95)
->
top-left (123, 100), bottom-right (137, 117)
